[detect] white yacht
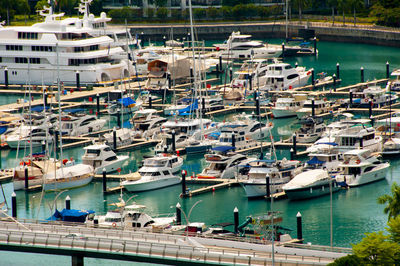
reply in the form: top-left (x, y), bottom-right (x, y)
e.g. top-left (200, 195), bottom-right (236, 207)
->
top-left (102, 128), bottom-right (135, 148)
top-left (6, 124), bottom-right (53, 149)
top-left (59, 113), bottom-right (106, 136)
top-left (240, 158), bottom-right (302, 198)
top-left (295, 116), bottom-right (326, 143)
top-left (215, 31), bottom-right (282, 60)
top-left (382, 138), bottom-right (400, 156)
top-left (350, 85), bottom-right (398, 108)
top-left (43, 163), bottom-right (94, 191)
top-left (197, 146), bottom-right (255, 179)
top-left (121, 154), bottom-right (182, 192)
top-left (160, 118), bottom-right (217, 141)
top-left (386, 68), bottom-right (400, 91)
top-left (260, 63), bottom-right (312, 91)
top-left (0, 1), bottom-right (133, 85)
top-left (335, 149), bottom-right (390, 187)
top-left (330, 126), bottom-right (382, 153)
top-left (82, 143), bottom-right (128, 174)
top-left (296, 99), bottom-right (331, 119)
top-left (271, 94), bottom-right (307, 118)
top-left (282, 169), bottom-right (340, 200)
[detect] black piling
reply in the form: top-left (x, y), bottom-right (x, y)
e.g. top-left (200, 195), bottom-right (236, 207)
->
top-left (54, 131), bottom-right (59, 154)
top-left (336, 63), bottom-right (340, 80)
top-left (361, 67), bottom-right (364, 83)
top-left (202, 97), bottom-right (206, 114)
top-left (148, 95), bottom-right (152, 108)
top-left (311, 69), bottom-right (315, 86)
top-left (163, 36), bottom-right (166, 47)
top-left (102, 168), bottom-right (107, 194)
top-left (11, 192), bottom-right (16, 218)
top-left (24, 166), bottom-right (29, 190)
top-left (369, 100), bottom-right (373, 118)
top-left (167, 73), bottom-right (172, 90)
top-left (281, 43), bottom-right (285, 59)
top-left (231, 133), bottom-right (236, 148)
top-left (266, 176), bottom-right (270, 198)
top-left (234, 207), bottom-right (239, 234)
top-left (117, 112), bottom-right (121, 128)
top-left (333, 74), bottom-right (337, 91)
top-left (313, 37), bottom-right (317, 56)
top-left (181, 170), bottom-right (186, 196)
top-left (94, 218), bottom-right (98, 228)
top-left (44, 93), bottom-right (48, 107)
top-left (176, 203), bottom-right (182, 225)
top-left (349, 91), bottom-right (353, 108)
top-left (171, 130), bottom-right (176, 154)
top-left (190, 68), bottom-right (194, 81)
top-left (229, 67), bottom-right (233, 82)
top-left (219, 56), bottom-right (223, 73)
top-left (387, 62), bottom-right (390, 79)
top-left (163, 145), bottom-right (168, 153)
top-left (256, 97), bottom-right (260, 117)
top-left (297, 212), bottom-right (303, 241)
top-left (311, 99), bottom-right (315, 117)
top-left (65, 195), bottom-right (71, 210)
top-left (4, 68), bottom-right (8, 89)
top-left (290, 148), bottom-right (294, 160)
top-left (112, 127), bottom-right (117, 151)
top-left (249, 75), bottom-right (253, 91)
top-left (76, 71), bottom-right (80, 91)
top-left (292, 134), bottom-right (297, 155)
top-left (96, 93), bottom-right (100, 116)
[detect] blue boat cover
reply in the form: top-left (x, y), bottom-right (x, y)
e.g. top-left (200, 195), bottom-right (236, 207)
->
top-left (63, 108), bottom-right (85, 114)
top-left (353, 98), bottom-right (361, 104)
top-left (307, 156), bottom-right (325, 165)
top-left (212, 146), bottom-right (236, 152)
top-left (179, 99), bottom-right (198, 115)
top-left (316, 142), bottom-right (338, 146)
top-left (47, 208), bottom-right (95, 223)
top-left (31, 106), bottom-right (49, 112)
top-left (118, 97), bottom-right (136, 107)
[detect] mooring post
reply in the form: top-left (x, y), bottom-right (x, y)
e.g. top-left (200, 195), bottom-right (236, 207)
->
top-left (171, 130), bottom-right (176, 154)
top-left (167, 73), bottom-right (172, 90)
top-left (229, 67), bottom-right (233, 82)
top-left (24, 166), bottom-right (29, 190)
top-left (102, 168), bottom-right (107, 194)
top-left (290, 148), bottom-right (294, 160)
top-left (266, 176), bottom-right (270, 198)
top-left (148, 94), bottom-right (152, 108)
top-left (76, 71), bottom-right (80, 91)
top-left (163, 145), bottom-right (168, 153)
top-left (292, 134), bottom-right (297, 155)
top-left (190, 67), bottom-right (194, 81)
top-left (349, 91), bottom-right (353, 108)
top-left (54, 131), bottom-right (59, 154)
top-left (297, 212), bottom-right (303, 241)
top-left (4, 67), bottom-right (8, 90)
top-left (117, 112), bottom-right (121, 128)
top-left (65, 195), bottom-right (71, 210)
top-left (295, 62), bottom-right (298, 68)
top-left (361, 67), bottom-right (364, 83)
top-left (11, 192), bottom-right (16, 218)
top-left (163, 35), bottom-right (166, 47)
top-left (231, 133), bottom-right (236, 148)
top-left (234, 207), bottom-right (239, 234)
top-left (202, 97), bottom-right (206, 114)
top-left (311, 69), bottom-right (315, 86)
top-left (181, 170), bottom-right (186, 196)
top-left (96, 93), bottom-right (100, 116)
top-left (313, 37), bottom-right (317, 56)
top-left (332, 74), bottom-right (337, 91)
top-left (336, 63), bottom-right (340, 80)
top-left (112, 127), bottom-right (117, 151)
top-left (44, 92), bottom-right (48, 107)
top-left (387, 61), bottom-right (390, 79)
top-left (219, 55), bottom-right (223, 73)
top-left (256, 97), bottom-right (260, 117)
top-left (249, 75), bottom-right (253, 91)
top-left (176, 203), bottom-right (182, 225)
top-left (311, 99), bottom-right (315, 117)
top-left (281, 43), bottom-right (285, 59)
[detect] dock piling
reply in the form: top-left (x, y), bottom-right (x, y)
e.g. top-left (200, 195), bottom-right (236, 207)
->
top-left (44, 93), bottom-right (48, 107)
top-left (117, 112), bottom-right (121, 128)
top-left (361, 67), bottom-right (364, 83)
top-left (290, 148), bottom-right (294, 160)
top-left (249, 75), bottom-right (253, 91)
top-left (313, 37), bottom-right (317, 56)
top-left (176, 203), bottom-right (182, 225)
top-left (234, 207), bottom-right (239, 234)
top-left (65, 195), bottom-right (71, 210)
top-left (171, 130), bottom-right (176, 154)
top-left (112, 127), bottom-right (117, 150)
top-left (297, 212), bottom-right (303, 241)
top-left (231, 133), bottom-right (236, 148)
top-left (292, 134), bottom-right (297, 155)
top-left (311, 99), bottom-right (315, 117)
top-left (266, 176), bottom-right (270, 198)
top-left (181, 170), bottom-right (187, 197)
top-left (163, 36), bottom-right (166, 47)
top-left (4, 67), bottom-right (8, 90)
top-left (202, 97), bottom-right (206, 114)
top-left (229, 67), bottom-right (233, 82)
top-left (256, 97), bottom-right (260, 117)
top-left (281, 43), bottom-right (285, 59)
top-left (387, 62), bottom-right (390, 79)
top-left (311, 69), bottom-right (315, 86)
top-left (332, 74), bottom-right (337, 91)
top-left (219, 56), bottom-right (223, 73)
top-left (76, 71), bottom-right (80, 91)
top-left (336, 63), bottom-right (340, 80)
top-left (102, 168), bottom-right (107, 194)
top-left (148, 95), bottom-right (152, 108)
top-left (24, 166), bottom-right (29, 190)
top-left (295, 62), bottom-right (298, 68)
top-left (11, 192), bottom-right (16, 218)
top-left (96, 93), bottom-right (100, 115)
top-left (349, 91), bottom-right (353, 108)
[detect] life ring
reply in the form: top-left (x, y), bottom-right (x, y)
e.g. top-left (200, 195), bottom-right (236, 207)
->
top-left (112, 222), bottom-right (117, 228)
top-left (356, 159), bottom-right (361, 164)
top-left (364, 98), bottom-right (369, 103)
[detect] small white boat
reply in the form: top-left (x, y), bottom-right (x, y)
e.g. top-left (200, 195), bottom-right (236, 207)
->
top-left (283, 169), bottom-right (340, 200)
top-left (102, 128), bottom-right (135, 148)
top-left (59, 113), bottom-right (106, 136)
top-left (382, 138), bottom-right (400, 156)
top-left (296, 99), bottom-right (331, 119)
top-left (43, 163), bottom-right (94, 191)
top-left (295, 116), bottom-right (326, 143)
top-left (335, 149), bottom-right (390, 187)
top-left (271, 94), bottom-right (307, 118)
top-left (82, 143), bottom-right (129, 174)
top-left (6, 124), bottom-right (53, 149)
top-left (350, 85), bottom-right (398, 108)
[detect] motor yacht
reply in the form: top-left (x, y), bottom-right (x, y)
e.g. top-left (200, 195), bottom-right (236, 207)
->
top-left (260, 62), bottom-right (312, 91)
top-left (0, 0), bottom-right (133, 85)
top-left (197, 146), bottom-right (255, 179)
top-left (121, 153), bottom-right (182, 192)
top-left (6, 124), bottom-right (53, 149)
top-left (335, 149), bottom-right (390, 187)
top-left (271, 94), bottom-right (307, 118)
top-left (296, 99), bottom-right (331, 119)
top-left (82, 143), bottom-right (128, 174)
top-left (295, 116), bottom-right (326, 143)
top-left (350, 85), bottom-right (397, 108)
top-left (59, 111), bottom-right (106, 136)
top-left (386, 68), bottom-right (400, 91)
top-left (101, 128), bottom-right (135, 148)
top-left (382, 138), bottom-right (400, 156)
top-left (282, 169), bottom-right (340, 200)
top-left (239, 158), bottom-right (302, 198)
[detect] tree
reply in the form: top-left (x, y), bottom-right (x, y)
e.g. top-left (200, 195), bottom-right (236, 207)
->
top-left (156, 7), bottom-right (167, 19)
top-left (155, 0), bottom-right (167, 7)
top-left (327, 0), bottom-right (337, 25)
top-left (292, 0), bottom-right (311, 22)
top-left (337, 0), bottom-right (348, 26)
top-left (347, 0), bottom-right (363, 26)
top-left (377, 182), bottom-right (400, 220)
top-left (352, 231), bottom-right (400, 265)
top-left (207, 7), bottom-right (219, 19)
top-left (387, 215), bottom-right (400, 243)
top-left (35, 0), bottom-right (48, 12)
top-left (327, 254), bottom-right (362, 265)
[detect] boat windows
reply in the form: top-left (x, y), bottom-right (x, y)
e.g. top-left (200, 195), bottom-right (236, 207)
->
top-left (6, 45), bottom-right (23, 51)
top-left (105, 156), bottom-right (117, 162)
top-left (341, 137), bottom-right (356, 146)
top-left (287, 74), bottom-right (299, 80)
top-left (32, 46), bottom-right (53, 52)
top-left (285, 65), bottom-right (293, 70)
top-left (15, 57), bottom-right (28, 64)
top-left (86, 149), bottom-right (101, 156)
top-left (138, 123), bottom-right (150, 130)
top-left (105, 217), bottom-right (121, 222)
top-left (18, 32), bottom-right (38, 40)
top-left (80, 118), bottom-right (96, 126)
top-left (364, 166), bottom-right (375, 173)
top-left (363, 133), bottom-right (375, 141)
top-left (163, 170), bottom-right (170, 175)
top-left (104, 147), bottom-right (112, 152)
top-left (347, 167), bottom-right (361, 176)
top-left (29, 58), bottom-right (40, 64)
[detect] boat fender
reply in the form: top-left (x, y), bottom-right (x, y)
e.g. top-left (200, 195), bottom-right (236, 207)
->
top-left (356, 159), bottom-right (361, 164)
top-left (364, 98), bottom-right (369, 103)
top-left (112, 222), bottom-right (117, 228)
top-left (62, 159), bottom-right (68, 165)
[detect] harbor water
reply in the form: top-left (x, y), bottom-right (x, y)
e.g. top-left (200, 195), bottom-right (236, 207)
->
top-left (1, 39), bottom-right (400, 265)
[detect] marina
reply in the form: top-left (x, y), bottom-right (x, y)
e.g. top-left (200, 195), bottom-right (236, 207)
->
top-left (2, 5), bottom-right (400, 265)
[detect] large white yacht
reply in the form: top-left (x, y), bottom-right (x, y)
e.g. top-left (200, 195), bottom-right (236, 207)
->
top-left (59, 112), bottom-right (106, 136)
top-left (271, 94), bottom-right (307, 118)
top-left (215, 31), bottom-right (282, 60)
top-left (350, 85), bottom-right (398, 108)
top-left (82, 143), bottom-right (128, 174)
top-left (0, 0), bottom-right (133, 85)
top-left (6, 124), bottom-right (53, 149)
top-left (335, 149), bottom-right (390, 187)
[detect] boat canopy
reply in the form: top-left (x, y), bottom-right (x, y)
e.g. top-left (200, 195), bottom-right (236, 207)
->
top-left (118, 97), bottom-right (136, 107)
top-left (212, 146), bottom-right (236, 152)
top-left (63, 108), bottom-right (85, 114)
top-left (307, 156), bottom-right (325, 165)
top-left (178, 99), bottom-right (198, 115)
top-left (47, 208), bottom-right (95, 223)
top-left (316, 142), bottom-right (338, 146)
top-left (30, 106), bottom-right (49, 112)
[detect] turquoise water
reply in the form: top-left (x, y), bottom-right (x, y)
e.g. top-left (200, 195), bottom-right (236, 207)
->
top-left (2, 39), bottom-right (400, 265)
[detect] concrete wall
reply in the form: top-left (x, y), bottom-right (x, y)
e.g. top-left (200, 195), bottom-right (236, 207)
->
top-left (129, 22), bottom-right (400, 47)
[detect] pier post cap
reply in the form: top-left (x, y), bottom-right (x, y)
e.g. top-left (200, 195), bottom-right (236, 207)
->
top-left (281, 42), bottom-right (285, 45)
top-left (172, 129), bottom-right (175, 134)
top-left (181, 170), bottom-right (185, 175)
top-left (96, 93), bottom-right (99, 97)
top-left (361, 66), bottom-right (364, 70)
top-left (163, 35), bottom-right (166, 39)
top-left (66, 195), bottom-right (70, 200)
top-left (296, 212), bottom-right (302, 217)
top-left (292, 133), bottom-right (296, 137)
top-left (332, 74), bottom-right (336, 77)
top-left (336, 63), bottom-right (339, 66)
top-left (234, 207), bottom-right (238, 212)
top-left (149, 94), bottom-right (152, 98)
top-left (290, 148), bottom-right (294, 152)
top-left (141, 31), bottom-right (144, 35)
top-left (230, 67), bottom-right (233, 70)
top-left (75, 70), bottom-right (79, 74)
top-left (113, 126), bottom-right (116, 131)
top-left (187, 32), bottom-right (190, 36)
top-left (102, 168), bottom-right (106, 173)
top-left (4, 67), bottom-right (7, 71)
top-left (256, 97), bottom-right (259, 101)
top-left (176, 202), bottom-right (181, 208)
top-left (12, 192), bottom-right (16, 197)
top-left (387, 61), bottom-right (390, 65)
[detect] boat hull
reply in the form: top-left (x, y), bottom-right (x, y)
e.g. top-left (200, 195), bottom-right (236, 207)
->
top-left (93, 156), bottom-right (129, 174)
top-left (271, 109), bottom-right (297, 118)
top-left (13, 177), bottom-right (43, 190)
top-left (284, 182), bottom-right (340, 200)
top-left (123, 176), bottom-right (181, 192)
top-left (43, 175), bottom-right (93, 191)
top-left (241, 180), bottom-right (288, 198)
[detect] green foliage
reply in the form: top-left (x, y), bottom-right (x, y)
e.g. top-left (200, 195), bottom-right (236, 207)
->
top-left (171, 9), bottom-right (182, 20)
top-left (377, 182), bottom-right (400, 220)
top-left (35, 0), bottom-right (48, 12)
top-left (352, 231), bottom-right (400, 265)
top-left (147, 8), bottom-right (154, 18)
top-left (387, 216), bottom-right (400, 243)
top-left (108, 7), bottom-right (141, 23)
top-left (370, 4), bottom-right (400, 27)
top-left (220, 6), bottom-right (232, 18)
top-left (327, 254), bottom-right (362, 266)
top-left (193, 8), bottom-right (206, 19)
top-left (89, 0), bottom-right (103, 15)
top-left (206, 7), bottom-right (219, 19)
top-left (57, 0), bottom-right (78, 15)
top-left (156, 7), bottom-right (168, 19)
top-left (154, 0), bottom-right (167, 7)
top-left (257, 6), bottom-right (271, 18)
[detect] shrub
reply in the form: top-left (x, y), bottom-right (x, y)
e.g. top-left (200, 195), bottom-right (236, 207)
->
top-left (156, 7), bottom-right (168, 19)
top-left (207, 7), bottom-right (219, 19)
top-left (193, 8), bottom-right (206, 19)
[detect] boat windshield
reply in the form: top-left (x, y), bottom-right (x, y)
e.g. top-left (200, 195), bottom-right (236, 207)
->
top-left (85, 149), bottom-right (101, 156)
top-left (139, 171), bottom-right (162, 176)
top-left (105, 217), bottom-right (121, 222)
top-left (143, 159), bottom-right (166, 167)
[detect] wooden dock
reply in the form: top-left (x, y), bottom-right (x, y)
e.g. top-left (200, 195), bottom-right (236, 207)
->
top-left (181, 179), bottom-right (239, 198)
